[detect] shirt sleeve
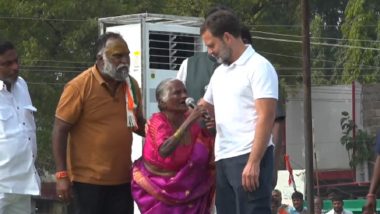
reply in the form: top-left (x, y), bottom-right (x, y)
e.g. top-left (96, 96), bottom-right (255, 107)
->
top-left (148, 115), bottom-right (172, 150)
top-left (143, 114), bottom-right (176, 169)
top-left (250, 61), bottom-right (278, 100)
top-left (202, 73), bottom-right (214, 105)
top-left (55, 84), bottom-right (82, 124)
top-left (176, 58), bottom-right (188, 83)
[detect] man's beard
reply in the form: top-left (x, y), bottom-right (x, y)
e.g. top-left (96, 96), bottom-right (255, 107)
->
top-left (215, 44), bottom-right (232, 65)
top-left (101, 56), bottom-right (130, 82)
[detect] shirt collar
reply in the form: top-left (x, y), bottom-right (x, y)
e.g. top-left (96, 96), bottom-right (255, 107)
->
top-left (0, 80), bottom-right (10, 91)
top-left (219, 45), bottom-right (255, 69)
top-left (232, 44), bottom-right (255, 66)
top-left (91, 65), bottom-right (107, 85)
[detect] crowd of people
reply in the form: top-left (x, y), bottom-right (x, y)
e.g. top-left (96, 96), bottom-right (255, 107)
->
top-left (270, 189), bottom-right (355, 214)
top-left (0, 5), bottom-right (379, 214)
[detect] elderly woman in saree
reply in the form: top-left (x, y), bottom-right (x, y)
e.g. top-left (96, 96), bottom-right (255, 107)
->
top-left (131, 78), bottom-right (215, 214)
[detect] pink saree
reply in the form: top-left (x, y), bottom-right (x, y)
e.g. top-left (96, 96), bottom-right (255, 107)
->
top-left (131, 112), bottom-right (215, 214)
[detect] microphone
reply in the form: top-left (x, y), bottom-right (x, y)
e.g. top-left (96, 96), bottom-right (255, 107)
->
top-left (185, 97), bottom-right (210, 120)
top-left (185, 97), bottom-right (197, 109)
top-left (185, 97), bottom-right (216, 135)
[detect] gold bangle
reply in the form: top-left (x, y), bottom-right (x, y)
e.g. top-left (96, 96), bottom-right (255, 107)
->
top-left (173, 129), bottom-right (183, 140)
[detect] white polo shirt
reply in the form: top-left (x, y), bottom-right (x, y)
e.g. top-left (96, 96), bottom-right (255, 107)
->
top-left (203, 45), bottom-right (278, 161)
top-left (0, 77), bottom-right (40, 195)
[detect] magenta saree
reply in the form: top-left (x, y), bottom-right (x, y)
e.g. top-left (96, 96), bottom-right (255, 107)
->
top-left (131, 112), bottom-right (215, 214)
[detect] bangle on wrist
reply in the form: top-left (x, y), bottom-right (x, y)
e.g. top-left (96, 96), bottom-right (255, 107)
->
top-left (367, 193), bottom-right (376, 198)
top-left (55, 171), bottom-right (68, 180)
top-left (173, 129), bottom-right (183, 140)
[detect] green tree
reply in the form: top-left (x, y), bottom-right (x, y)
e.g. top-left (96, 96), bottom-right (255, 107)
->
top-left (340, 111), bottom-right (375, 168)
top-left (309, 0), bottom-right (348, 85)
top-left (337, 0), bottom-right (380, 83)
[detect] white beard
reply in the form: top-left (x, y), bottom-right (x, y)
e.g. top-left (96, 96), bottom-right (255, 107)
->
top-left (101, 56), bottom-right (130, 81)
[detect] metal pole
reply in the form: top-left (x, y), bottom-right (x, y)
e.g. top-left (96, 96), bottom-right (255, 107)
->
top-left (313, 121), bottom-right (320, 196)
top-left (301, 0), bottom-right (314, 211)
top-left (352, 81), bottom-right (356, 181)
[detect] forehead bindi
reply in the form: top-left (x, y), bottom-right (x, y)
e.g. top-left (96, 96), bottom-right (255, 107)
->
top-left (104, 38), bottom-right (129, 57)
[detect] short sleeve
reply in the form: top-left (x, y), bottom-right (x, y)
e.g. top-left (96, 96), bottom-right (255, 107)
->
top-left (250, 62), bottom-right (278, 100)
top-left (147, 114), bottom-right (172, 149)
top-left (203, 75), bottom-right (214, 105)
top-left (176, 58), bottom-right (188, 83)
top-left (55, 84), bottom-right (82, 124)
top-left (143, 113), bottom-right (193, 170)
top-left (143, 113), bottom-right (172, 168)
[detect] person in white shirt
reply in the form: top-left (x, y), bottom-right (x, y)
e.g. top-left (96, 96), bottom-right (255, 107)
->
top-left (326, 195), bottom-right (353, 214)
top-left (0, 40), bottom-right (40, 214)
top-left (199, 9), bottom-right (278, 214)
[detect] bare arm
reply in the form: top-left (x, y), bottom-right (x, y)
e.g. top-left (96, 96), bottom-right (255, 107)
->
top-left (158, 117), bottom-right (193, 158)
top-left (52, 118), bottom-right (72, 172)
top-left (366, 155), bottom-right (380, 211)
top-left (159, 107), bottom-right (204, 157)
top-left (198, 98), bottom-right (214, 116)
top-left (133, 109), bottom-right (146, 137)
top-left (52, 117), bottom-right (73, 202)
top-left (369, 156), bottom-right (380, 194)
top-left (242, 98), bottom-right (276, 192)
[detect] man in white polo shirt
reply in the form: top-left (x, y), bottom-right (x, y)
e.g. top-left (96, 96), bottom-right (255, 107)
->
top-left (0, 40), bottom-right (40, 214)
top-left (200, 10), bottom-right (278, 214)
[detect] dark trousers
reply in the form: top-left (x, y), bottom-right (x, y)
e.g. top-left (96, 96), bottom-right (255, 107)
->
top-left (215, 146), bottom-right (274, 214)
top-left (72, 182), bottom-right (134, 214)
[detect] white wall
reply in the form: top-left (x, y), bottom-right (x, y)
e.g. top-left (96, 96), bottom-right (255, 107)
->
top-left (286, 84), bottom-right (363, 170)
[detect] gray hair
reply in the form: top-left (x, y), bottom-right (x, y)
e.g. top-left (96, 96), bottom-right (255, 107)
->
top-left (156, 78), bottom-right (177, 111)
top-left (95, 32), bottom-right (123, 58)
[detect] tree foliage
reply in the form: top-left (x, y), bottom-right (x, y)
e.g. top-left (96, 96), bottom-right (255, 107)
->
top-left (338, 0), bottom-right (380, 83)
top-left (340, 111), bottom-right (375, 168)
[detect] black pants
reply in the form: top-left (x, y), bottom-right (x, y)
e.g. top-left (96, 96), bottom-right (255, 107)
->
top-left (215, 146), bottom-right (274, 214)
top-left (72, 182), bottom-right (134, 214)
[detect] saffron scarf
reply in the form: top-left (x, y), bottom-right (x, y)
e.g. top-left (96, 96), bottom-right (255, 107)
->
top-left (124, 76), bottom-right (138, 129)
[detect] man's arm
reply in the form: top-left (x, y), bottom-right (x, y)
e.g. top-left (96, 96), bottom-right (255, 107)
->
top-left (365, 133), bottom-right (380, 212)
top-left (132, 79), bottom-right (146, 137)
top-left (133, 110), bottom-right (146, 137)
top-left (365, 155), bottom-right (380, 211)
top-left (242, 98), bottom-right (276, 192)
top-left (369, 155), bottom-right (380, 194)
top-left (198, 98), bottom-right (215, 117)
top-left (52, 118), bottom-right (73, 202)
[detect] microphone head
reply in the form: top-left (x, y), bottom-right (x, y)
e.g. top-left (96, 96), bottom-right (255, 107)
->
top-left (185, 97), bottom-right (196, 107)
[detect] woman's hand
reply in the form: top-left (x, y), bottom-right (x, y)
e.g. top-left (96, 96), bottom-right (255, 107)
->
top-left (186, 105), bottom-right (204, 123)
